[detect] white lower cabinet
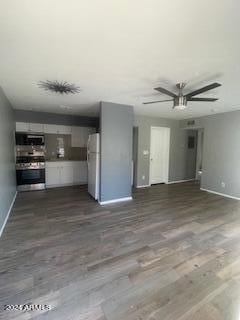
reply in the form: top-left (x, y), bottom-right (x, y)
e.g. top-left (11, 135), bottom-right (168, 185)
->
top-left (73, 161), bottom-right (88, 184)
top-left (61, 165), bottom-right (74, 185)
top-left (46, 161), bottom-right (87, 188)
top-left (46, 166), bottom-right (61, 186)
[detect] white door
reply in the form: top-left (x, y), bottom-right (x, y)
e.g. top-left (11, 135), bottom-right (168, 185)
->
top-left (150, 127), bottom-right (170, 184)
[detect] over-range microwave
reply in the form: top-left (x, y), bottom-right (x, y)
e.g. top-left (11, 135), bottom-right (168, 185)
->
top-left (15, 133), bottom-right (45, 146)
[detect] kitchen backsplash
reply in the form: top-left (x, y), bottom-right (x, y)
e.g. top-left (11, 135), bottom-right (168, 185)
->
top-left (45, 134), bottom-right (87, 161)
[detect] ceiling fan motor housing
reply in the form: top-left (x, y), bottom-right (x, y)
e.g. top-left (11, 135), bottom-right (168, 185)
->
top-left (173, 96), bottom-right (187, 110)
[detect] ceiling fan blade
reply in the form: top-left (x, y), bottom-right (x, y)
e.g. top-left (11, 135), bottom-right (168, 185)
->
top-left (188, 97), bottom-right (218, 102)
top-left (154, 87), bottom-right (177, 98)
top-left (143, 99), bottom-right (173, 105)
top-left (186, 83), bottom-right (221, 98)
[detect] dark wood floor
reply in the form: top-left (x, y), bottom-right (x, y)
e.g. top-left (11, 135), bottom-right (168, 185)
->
top-left (1, 182), bottom-right (240, 320)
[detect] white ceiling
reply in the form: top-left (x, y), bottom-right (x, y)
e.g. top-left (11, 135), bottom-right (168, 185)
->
top-left (1, 0), bottom-right (240, 119)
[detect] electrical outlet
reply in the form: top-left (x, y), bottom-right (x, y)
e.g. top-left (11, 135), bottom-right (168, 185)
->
top-left (221, 182), bottom-right (226, 188)
top-left (142, 175), bottom-right (145, 180)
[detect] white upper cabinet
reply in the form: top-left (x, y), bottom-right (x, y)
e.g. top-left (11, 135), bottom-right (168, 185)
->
top-left (16, 123), bottom-right (95, 145)
top-left (29, 123), bottom-right (44, 133)
top-left (16, 122), bottom-right (29, 132)
top-left (71, 126), bottom-right (96, 147)
top-left (16, 122), bottom-right (44, 133)
top-left (59, 125), bottom-right (72, 135)
top-left (43, 124), bottom-right (72, 134)
top-left (43, 124), bottom-right (58, 134)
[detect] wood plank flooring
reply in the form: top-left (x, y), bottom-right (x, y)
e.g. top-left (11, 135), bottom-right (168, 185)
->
top-left (1, 181), bottom-right (240, 319)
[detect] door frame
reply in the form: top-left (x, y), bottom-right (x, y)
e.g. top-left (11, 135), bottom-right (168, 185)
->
top-left (149, 126), bottom-right (170, 185)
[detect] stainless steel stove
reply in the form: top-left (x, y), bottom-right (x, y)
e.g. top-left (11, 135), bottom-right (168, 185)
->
top-left (15, 137), bottom-right (46, 191)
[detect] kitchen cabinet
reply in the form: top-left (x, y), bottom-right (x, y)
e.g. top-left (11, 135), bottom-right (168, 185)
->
top-left (44, 124), bottom-right (72, 135)
top-left (16, 122), bottom-right (29, 132)
top-left (45, 166), bottom-right (60, 186)
top-left (46, 161), bottom-right (87, 188)
top-left (16, 122), bottom-right (44, 133)
top-left (71, 126), bottom-right (96, 147)
top-left (61, 165), bottom-right (74, 185)
top-left (16, 122), bottom-right (95, 145)
top-left (72, 161), bottom-right (88, 183)
top-left (29, 123), bottom-right (44, 133)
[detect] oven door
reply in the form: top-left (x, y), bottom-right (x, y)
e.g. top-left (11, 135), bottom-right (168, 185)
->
top-left (16, 168), bottom-right (45, 188)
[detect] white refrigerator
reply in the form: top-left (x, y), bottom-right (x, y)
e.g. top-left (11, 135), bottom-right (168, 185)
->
top-left (87, 133), bottom-right (100, 200)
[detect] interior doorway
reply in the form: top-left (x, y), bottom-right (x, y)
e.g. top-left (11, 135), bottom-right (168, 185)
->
top-left (195, 129), bottom-right (204, 181)
top-left (150, 126), bottom-right (170, 184)
top-left (132, 127), bottom-right (139, 187)
top-left (184, 128), bottom-right (204, 183)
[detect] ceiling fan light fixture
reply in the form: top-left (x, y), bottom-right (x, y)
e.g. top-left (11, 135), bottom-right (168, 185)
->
top-left (173, 104), bottom-right (187, 110)
top-left (38, 80), bottom-right (80, 95)
top-left (173, 96), bottom-right (187, 110)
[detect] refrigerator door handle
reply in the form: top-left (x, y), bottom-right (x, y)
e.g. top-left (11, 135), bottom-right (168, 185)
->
top-left (87, 136), bottom-right (90, 165)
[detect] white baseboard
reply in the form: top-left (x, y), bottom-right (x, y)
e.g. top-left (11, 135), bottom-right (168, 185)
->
top-left (46, 182), bottom-right (87, 189)
top-left (136, 184), bottom-right (151, 188)
top-left (200, 188), bottom-right (240, 201)
top-left (0, 191), bottom-right (17, 237)
top-left (99, 197), bottom-right (132, 205)
top-left (167, 179), bottom-right (195, 185)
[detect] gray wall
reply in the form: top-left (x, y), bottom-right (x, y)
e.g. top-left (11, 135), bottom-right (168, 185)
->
top-left (181, 110), bottom-right (240, 198)
top-left (134, 115), bottom-right (195, 186)
top-left (100, 102), bottom-right (133, 202)
top-left (14, 110), bottom-right (99, 128)
top-left (0, 88), bottom-right (16, 234)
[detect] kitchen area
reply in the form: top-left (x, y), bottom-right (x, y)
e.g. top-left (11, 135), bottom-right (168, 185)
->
top-left (13, 102), bottom-right (132, 206)
top-left (15, 121), bottom-right (98, 193)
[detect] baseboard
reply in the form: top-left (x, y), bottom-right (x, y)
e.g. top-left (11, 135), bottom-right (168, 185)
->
top-left (200, 188), bottom-right (240, 201)
top-left (167, 179), bottom-right (195, 185)
top-left (46, 182), bottom-right (87, 189)
top-left (0, 191), bottom-right (17, 237)
top-left (136, 184), bottom-right (151, 188)
top-left (99, 197), bottom-right (132, 205)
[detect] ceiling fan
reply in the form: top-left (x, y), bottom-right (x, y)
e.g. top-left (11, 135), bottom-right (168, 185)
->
top-left (143, 82), bottom-right (222, 110)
